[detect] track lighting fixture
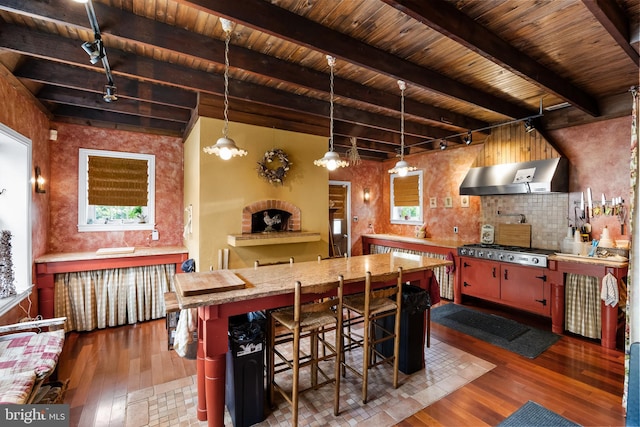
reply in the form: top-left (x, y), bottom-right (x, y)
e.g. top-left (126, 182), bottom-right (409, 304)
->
top-left (463, 130), bottom-right (472, 145)
top-left (413, 99), bottom-right (545, 150)
top-left (76, 0), bottom-right (118, 102)
top-left (103, 84), bottom-right (118, 102)
top-left (524, 118), bottom-right (535, 133)
top-left (81, 39), bottom-right (104, 64)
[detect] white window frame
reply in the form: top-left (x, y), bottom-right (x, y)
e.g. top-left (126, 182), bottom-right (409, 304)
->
top-left (390, 170), bottom-right (423, 225)
top-left (0, 123), bottom-right (32, 316)
top-left (78, 149), bottom-right (155, 232)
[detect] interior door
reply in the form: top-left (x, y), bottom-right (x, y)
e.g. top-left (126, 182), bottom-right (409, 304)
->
top-left (329, 182), bottom-right (350, 257)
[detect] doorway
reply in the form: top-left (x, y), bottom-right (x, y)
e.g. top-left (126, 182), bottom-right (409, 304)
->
top-left (328, 181), bottom-right (351, 257)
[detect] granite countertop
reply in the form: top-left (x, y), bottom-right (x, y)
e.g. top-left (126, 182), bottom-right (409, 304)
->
top-left (174, 252), bottom-right (451, 309)
top-left (361, 233), bottom-right (476, 249)
top-left (35, 246), bottom-right (188, 263)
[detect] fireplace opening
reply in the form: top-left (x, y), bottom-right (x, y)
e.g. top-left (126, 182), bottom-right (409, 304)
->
top-left (251, 209), bottom-right (292, 233)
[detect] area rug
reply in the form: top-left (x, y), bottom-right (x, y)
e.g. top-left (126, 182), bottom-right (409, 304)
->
top-left (497, 401), bottom-right (581, 426)
top-left (124, 336), bottom-right (495, 427)
top-left (431, 303), bottom-right (560, 359)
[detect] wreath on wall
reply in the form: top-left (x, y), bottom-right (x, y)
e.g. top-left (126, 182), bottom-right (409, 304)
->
top-left (257, 148), bottom-right (291, 185)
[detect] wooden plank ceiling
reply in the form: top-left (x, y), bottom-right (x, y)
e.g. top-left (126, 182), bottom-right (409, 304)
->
top-left (0, 0), bottom-right (637, 161)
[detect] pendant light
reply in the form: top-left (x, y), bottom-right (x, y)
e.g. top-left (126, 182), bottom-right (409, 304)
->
top-left (203, 18), bottom-right (247, 160)
top-left (314, 55), bottom-right (348, 171)
top-left (388, 80), bottom-right (417, 177)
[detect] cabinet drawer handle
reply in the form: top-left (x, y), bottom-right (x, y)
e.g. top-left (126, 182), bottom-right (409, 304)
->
top-left (463, 262), bottom-right (470, 268)
top-left (536, 274), bottom-right (547, 282)
top-left (492, 267), bottom-right (496, 278)
top-left (504, 269), bottom-right (508, 280)
top-left (463, 281), bottom-right (471, 287)
top-left (536, 298), bottom-right (547, 306)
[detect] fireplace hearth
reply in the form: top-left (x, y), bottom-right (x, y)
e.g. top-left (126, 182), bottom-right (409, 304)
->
top-left (251, 209), bottom-right (292, 233)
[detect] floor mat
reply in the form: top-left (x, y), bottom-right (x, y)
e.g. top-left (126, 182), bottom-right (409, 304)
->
top-left (432, 303), bottom-right (560, 358)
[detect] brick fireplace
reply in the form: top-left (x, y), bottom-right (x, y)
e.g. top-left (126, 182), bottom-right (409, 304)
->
top-left (228, 200), bottom-right (319, 247)
top-left (242, 200), bottom-right (301, 234)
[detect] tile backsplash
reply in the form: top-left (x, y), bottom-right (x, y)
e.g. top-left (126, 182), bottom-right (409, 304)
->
top-left (482, 193), bottom-right (569, 250)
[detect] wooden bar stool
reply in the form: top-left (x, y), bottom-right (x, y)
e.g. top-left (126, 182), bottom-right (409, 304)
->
top-left (341, 267), bottom-right (403, 404)
top-left (267, 276), bottom-right (344, 426)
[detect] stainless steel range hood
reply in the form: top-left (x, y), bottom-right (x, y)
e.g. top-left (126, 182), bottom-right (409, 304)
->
top-left (459, 158), bottom-right (569, 195)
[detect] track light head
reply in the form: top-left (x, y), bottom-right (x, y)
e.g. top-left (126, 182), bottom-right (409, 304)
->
top-left (439, 140), bottom-right (447, 150)
top-left (463, 130), bottom-right (472, 145)
top-left (524, 118), bottom-right (535, 133)
top-left (103, 84), bottom-right (118, 102)
top-left (82, 40), bottom-right (104, 65)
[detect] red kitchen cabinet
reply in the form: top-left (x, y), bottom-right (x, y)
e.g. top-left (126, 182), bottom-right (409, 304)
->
top-left (459, 258), bottom-right (551, 317)
top-left (500, 264), bottom-right (551, 316)
top-left (459, 258), bottom-right (500, 299)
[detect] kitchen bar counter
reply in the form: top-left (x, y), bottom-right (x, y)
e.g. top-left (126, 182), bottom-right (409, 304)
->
top-left (361, 234), bottom-right (473, 300)
top-left (361, 233), bottom-right (475, 253)
top-left (35, 246), bottom-right (189, 318)
top-left (174, 252), bottom-right (451, 427)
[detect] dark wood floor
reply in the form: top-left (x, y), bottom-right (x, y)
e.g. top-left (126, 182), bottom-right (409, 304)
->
top-left (56, 300), bottom-right (627, 426)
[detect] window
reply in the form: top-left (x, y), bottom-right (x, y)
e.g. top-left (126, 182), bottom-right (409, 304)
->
top-left (0, 123), bottom-right (32, 316)
top-left (78, 149), bottom-right (155, 232)
top-left (390, 170), bottom-right (423, 225)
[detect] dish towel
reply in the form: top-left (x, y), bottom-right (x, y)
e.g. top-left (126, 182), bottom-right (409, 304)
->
top-left (600, 272), bottom-right (619, 307)
top-left (445, 251), bottom-right (456, 274)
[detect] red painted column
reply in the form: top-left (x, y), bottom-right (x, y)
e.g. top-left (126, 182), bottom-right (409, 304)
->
top-left (196, 310), bottom-right (207, 422)
top-left (36, 273), bottom-right (55, 319)
top-left (551, 281), bottom-right (565, 334)
top-left (199, 305), bottom-right (229, 427)
top-left (601, 302), bottom-right (617, 349)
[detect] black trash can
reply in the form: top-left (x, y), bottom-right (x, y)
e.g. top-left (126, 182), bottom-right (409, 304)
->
top-left (375, 284), bottom-right (430, 374)
top-left (225, 312), bottom-right (266, 427)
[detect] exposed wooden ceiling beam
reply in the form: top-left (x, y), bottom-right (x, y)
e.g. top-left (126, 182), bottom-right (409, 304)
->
top-left (3, 25), bottom-right (457, 143)
top-left (37, 86), bottom-right (192, 123)
top-left (581, 0), bottom-right (640, 66)
top-left (381, 0), bottom-right (601, 117)
top-left (180, 0), bottom-right (534, 119)
top-left (0, 1), bottom-right (487, 132)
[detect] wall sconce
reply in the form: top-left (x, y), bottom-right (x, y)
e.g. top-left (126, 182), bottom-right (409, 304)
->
top-left (363, 188), bottom-right (370, 202)
top-left (35, 166), bottom-right (46, 194)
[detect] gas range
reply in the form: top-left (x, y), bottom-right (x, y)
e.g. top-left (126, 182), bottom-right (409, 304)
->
top-left (457, 244), bottom-right (555, 267)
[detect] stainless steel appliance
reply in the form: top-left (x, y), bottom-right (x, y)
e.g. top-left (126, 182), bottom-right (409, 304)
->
top-left (457, 244), bottom-right (554, 268)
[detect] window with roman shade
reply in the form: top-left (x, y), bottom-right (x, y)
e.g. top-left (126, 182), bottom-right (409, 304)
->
top-left (78, 148), bottom-right (155, 232)
top-left (390, 170), bottom-right (423, 225)
top-left (88, 156), bottom-right (149, 206)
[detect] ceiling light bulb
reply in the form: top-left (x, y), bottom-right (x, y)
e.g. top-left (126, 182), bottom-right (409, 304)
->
top-left (72, 0), bottom-right (89, 3)
top-left (440, 141), bottom-right (447, 150)
top-left (203, 136), bottom-right (247, 160)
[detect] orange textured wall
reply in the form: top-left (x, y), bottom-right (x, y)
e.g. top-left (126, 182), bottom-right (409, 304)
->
top-left (331, 161), bottom-right (385, 256)
top-left (48, 123), bottom-right (184, 252)
top-left (550, 116), bottom-right (631, 240)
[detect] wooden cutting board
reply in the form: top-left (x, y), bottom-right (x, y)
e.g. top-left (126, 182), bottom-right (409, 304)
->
top-left (179, 270), bottom-right (246, 296)
top-left (496, 224), bottom-right (531, 247)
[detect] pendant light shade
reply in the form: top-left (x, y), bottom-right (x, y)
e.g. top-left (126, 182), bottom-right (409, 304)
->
top-left (203, 18), bottom-right (247, 160)
top-left (314, 55), bottom-right (348, 170)
top-left (388, 80), bottom-right (416, 176)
